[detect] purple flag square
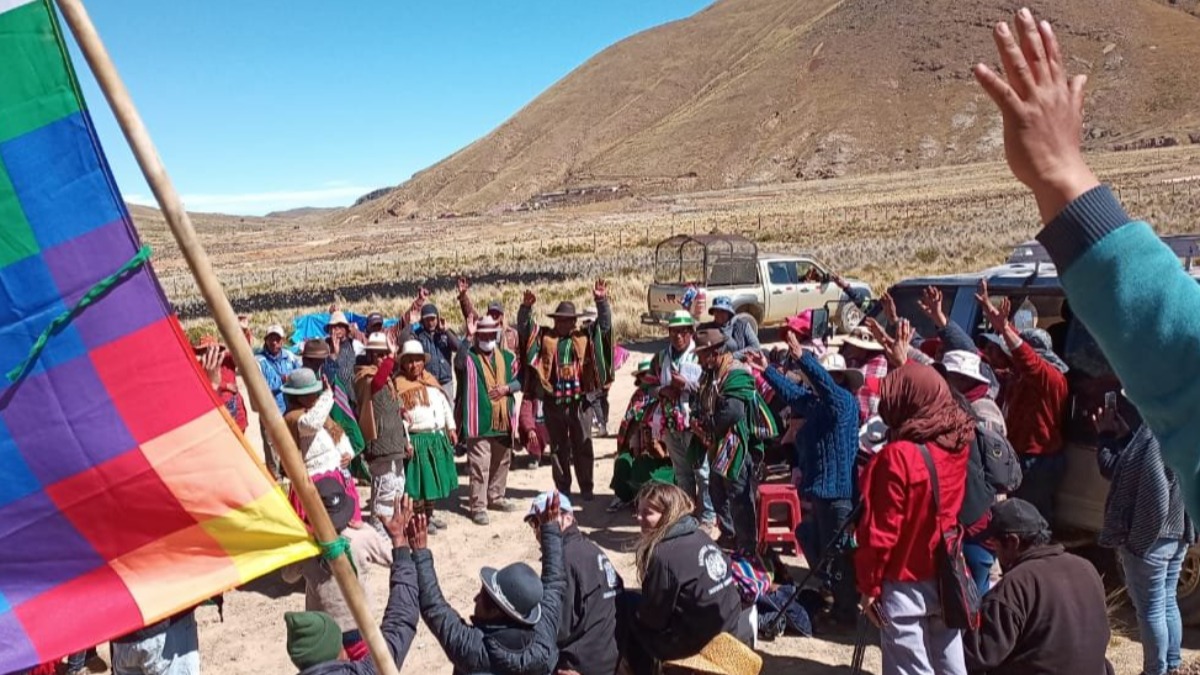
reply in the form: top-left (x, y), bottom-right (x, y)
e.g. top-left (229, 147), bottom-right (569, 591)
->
top-left (0, 608), bottom-right (38, 674)
top-left (0, 357), bottom-right (136, 486)
top-left (0, 491), bottom-right (104, 608)
top-left (42, 219), bottom-right (167, 350)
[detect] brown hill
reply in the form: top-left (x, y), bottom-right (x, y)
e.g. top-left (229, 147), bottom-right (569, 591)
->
top-left (355, 0), bottom-right (1200, 219)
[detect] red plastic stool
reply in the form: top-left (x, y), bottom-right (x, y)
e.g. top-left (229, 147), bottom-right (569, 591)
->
top-left (757, 483), bottom-right (802, 556)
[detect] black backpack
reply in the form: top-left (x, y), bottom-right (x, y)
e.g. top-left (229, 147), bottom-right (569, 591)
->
top-left (976, 422), bottom-right (1022, 494)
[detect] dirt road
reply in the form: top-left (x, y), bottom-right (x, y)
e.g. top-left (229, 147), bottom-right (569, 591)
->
top-left (199, 346), bottom-right (1190, 674)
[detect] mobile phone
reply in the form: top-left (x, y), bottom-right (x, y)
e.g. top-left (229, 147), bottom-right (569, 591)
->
top-left (1104, 391), bottom-right (1118, 415)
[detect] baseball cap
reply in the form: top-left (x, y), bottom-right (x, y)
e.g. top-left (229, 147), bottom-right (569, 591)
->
top-left (265, 324), bottom-right (286, 339)
top-left (525, 491), bottom-right (574, 522)
top-left (982, 498), bottom-right (1049, 540)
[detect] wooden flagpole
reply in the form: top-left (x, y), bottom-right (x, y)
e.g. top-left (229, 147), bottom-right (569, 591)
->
top-left (53, 2), bottom-right (402, 673)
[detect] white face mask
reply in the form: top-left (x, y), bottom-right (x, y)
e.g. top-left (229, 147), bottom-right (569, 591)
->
top-left (478, 340), bottom-right (497, 353)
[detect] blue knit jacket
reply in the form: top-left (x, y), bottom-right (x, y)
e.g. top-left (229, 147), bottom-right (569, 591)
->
top-left (763, 351), bottom-right (859, 500)
top-left (1038, 185), bottom-right (1200, 520)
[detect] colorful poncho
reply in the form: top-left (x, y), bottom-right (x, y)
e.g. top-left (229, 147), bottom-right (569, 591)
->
top-left (696, 355), bottom-right (779, 479)
top-left (458, 346), bottom-right (519, 438)
top-left (526, 320), bottom-right (613, 405)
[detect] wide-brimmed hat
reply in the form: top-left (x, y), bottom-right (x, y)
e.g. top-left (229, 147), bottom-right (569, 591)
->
top-left (709, 296), bottom-right (735, 316)
top-left (281, 368), bottom-right (323, 396)
top-left (982, 498), bottom-right (1049, 540)
top-left (694, 327), bottom-right (728, 353)
top-left (667, 310), bottom-right (697, 330)
top-left (664, 632), bottom-right (762, 675)
top-left (1020, 328), bottom-right (1069, 373)
top-left (548, 301), bottom-right (582, 319)
top-left (818, 352), bottom-right (865, 391)
top-left (841, 326), bottom-right (885, 352)
top-left (324, 312), bottom-right (350, 331)
top-left (265, 324), bottom-right (287, 339)
top-left (364, 333), bottom-right (390, 352)
top-left (476, 316), bottom-right (502, 335)
top-left (941, 350), bottom-right (990, 384)
top-left (398, 340), bottom-right (429, 362)
top-left (315, 477), bottom-right (354, 532)
top-left (420, 304), bottom-right (439, 319)
top-left (300, 338), bottom-right (330, 360)
top-left (480, 562), bottom-right (544, 626)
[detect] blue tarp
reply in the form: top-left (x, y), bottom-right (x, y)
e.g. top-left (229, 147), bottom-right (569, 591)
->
top-left (288, 311), bottom-right (399, 351)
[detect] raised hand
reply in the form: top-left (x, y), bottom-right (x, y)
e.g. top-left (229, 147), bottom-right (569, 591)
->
top-left (200, 345), bottom-right (222, 390)
top-left (743, 350), bottom-right (768, 373)
top-left (865, 317), bottom-right (908, 369)
top-left (407, 512), bottom-right (429, 550)
top-left (919, 286), bottom-right (948, 328)
top-left (535, 492), bottom-right (562, 528)
top-left (879, 291), bottom-right (898, 325)
top-left (784, 327), bottom-right (804, 358)
top-left (384, 496), bottom-right (415, 547)
top-left (975, 280), bottom-right (1011, 334)
top-left (418, 286), bottom-right (431, 301)
top-left (457, 277), bottom-right (470, 296)
top-left (594, 278), bottom-right (608, 301)
top-left (522, 289), bottom-right (537, 307)
top-left (972, 9), bottom-right (1098, 223)
top-left (466, 314), bottom-right (478, 338)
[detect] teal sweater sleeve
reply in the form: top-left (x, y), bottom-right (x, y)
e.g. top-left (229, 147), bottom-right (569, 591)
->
top-left (1037, 185), bottom-right (1200, 517)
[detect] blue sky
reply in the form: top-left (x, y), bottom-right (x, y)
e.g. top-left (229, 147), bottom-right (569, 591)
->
top-left (66, 2), bottom-right (712, 216)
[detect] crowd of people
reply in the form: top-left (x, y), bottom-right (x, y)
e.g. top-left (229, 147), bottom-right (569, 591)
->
top-left (22, 7), bottom-right (1200, 675)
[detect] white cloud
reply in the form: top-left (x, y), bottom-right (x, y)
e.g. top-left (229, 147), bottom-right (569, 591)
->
top-left (124, 185), bottom-right (375, 216)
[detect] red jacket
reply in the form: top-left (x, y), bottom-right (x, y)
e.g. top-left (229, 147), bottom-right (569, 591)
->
top-left (855, 440), bottom-right (969, 598)
top-left (1003, 342), bottom-right (1069, 456)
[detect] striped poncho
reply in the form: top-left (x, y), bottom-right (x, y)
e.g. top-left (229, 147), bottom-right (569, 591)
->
top-left (696, 356), bottom-right (779, 479)
top-left (456, 346), bottom-right (520, 438)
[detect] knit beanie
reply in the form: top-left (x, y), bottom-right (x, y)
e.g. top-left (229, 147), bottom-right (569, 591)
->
top-left (285, 611), bottom-right (342, 670)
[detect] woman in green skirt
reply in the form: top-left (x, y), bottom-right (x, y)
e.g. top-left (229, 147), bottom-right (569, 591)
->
top-left (392, 340), bottom-right (458, 532)
top-left (608, 360), bottom-right (675, 512)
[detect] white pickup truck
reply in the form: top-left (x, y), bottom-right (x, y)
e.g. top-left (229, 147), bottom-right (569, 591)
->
top-left (640, 233), bottom-right (872, 333)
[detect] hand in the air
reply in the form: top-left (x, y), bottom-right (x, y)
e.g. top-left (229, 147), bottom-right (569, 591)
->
top-left (973, 8), bottom-right (1098, 223)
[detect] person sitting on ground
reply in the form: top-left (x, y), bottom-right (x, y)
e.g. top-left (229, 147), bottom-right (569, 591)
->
top-left (963, 499), bottom-right (1112, 675)
top-left (1094, 402), bottom-right (1195, 675)
top-left (284, 495), bottom-right (420, 674)
top-left (454, 315), bottom-right (522, 525)
top-left (856, 359), bottom-right (976, 675)
top-left (524, 493), bottom-right (623, 675)
top-left (748, 328), bottom-right (860, 626)
top-left (691, 326), bottom-right (772, 553)
top-left (282, 479), bottom-right (394, 662)
top-left (412, 493), bottom-right (566, 675)
top-left (518, 279), bottom-right (614, 501)
top-left (622, 482), bottom-right (750, 675)
top-left (976, 285), bottom-right (1069, 523)
top-left (282, 368), bottom-right (362, 525)
top-left (707, 296), bottom-right (760, 359)
top-left (393, 340), bottom-right (457, 534)
top-left (609, 360), bottom-right (675, 513)
top-left (974, 7), bottom-right (1200, 527)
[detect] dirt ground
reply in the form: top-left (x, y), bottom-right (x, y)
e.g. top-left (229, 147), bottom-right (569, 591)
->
top-left (173, 345), bottom-right (1195, 674)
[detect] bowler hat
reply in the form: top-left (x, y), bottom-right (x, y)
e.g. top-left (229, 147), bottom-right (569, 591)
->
top-left (480, 562), bottom-right (544, 626)
top-left (476, 316), bottom-right (502, 335)
top-left (693, 327), bottom-right (727, 353)
top-left (547, 301), bottom-right (581, 319)
top-left (281, 368), bottom-right (323, 396)
top-left (301, 339), bottom-right (330, 361)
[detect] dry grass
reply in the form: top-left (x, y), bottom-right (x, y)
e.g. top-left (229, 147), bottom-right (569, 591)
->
top-left (153, 147), bottom-right (1200, 343)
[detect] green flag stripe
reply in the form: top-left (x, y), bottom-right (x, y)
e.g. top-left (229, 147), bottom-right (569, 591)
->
top-left (0, 0), bottom-right (82, 143)
top-left (0, 161), bottom-right (38, 266)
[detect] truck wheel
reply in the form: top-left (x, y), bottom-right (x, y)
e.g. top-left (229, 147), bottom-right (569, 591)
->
top-left (836, 301), bottom-right (865, 333)
top-left (1178, 544), bottom-right (1200, 625)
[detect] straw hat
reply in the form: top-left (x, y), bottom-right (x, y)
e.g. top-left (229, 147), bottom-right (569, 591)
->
top-left (364, 333), bottom-right (390, 352)
top-left (664, 632), bottom-right (762, 675)
top-left (841, 325), bottom-right (884, 352)
top-left (325, 311), bottom-right (350, 331)
top-left (818, 352), bottom-right (865, 391)
top-left (398, 340), bottom-right (429, 362)
top-left (476, 316), bottom-right (502, 335)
